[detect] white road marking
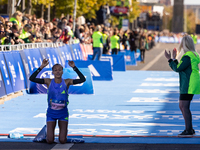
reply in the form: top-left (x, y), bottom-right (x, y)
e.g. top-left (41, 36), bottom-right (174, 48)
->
top-left (140, 83), bottom-right (179, 86)
top-left (144, 78), bottom-right (179, 81)
top-left (51, 143), bottom-right (74, 150)
top-left (140, 50), bottom-right (164, 70)
top-left (133, 89), bottom-right (179, 93)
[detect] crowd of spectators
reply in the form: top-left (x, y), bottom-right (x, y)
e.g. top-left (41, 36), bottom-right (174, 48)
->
top-left (0, 11), bottom-right (156, 51)
top-left (1, 10), bottom-right (192, 54)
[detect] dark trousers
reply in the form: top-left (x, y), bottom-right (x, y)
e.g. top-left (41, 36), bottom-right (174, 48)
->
top-left (112, 48), bottom-right (119, 55)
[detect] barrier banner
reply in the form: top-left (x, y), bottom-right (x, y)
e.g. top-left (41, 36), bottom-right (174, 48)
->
top-left (88, 54), bottom-right (126, 71)
top-left (29, 68), bottom-right (94, 94)
top-left (70, 44), bottom-right (84, 60)
top-left (55, 47), bottom-right (67, 67)
top-left (155, 36), bottom-right (179, 43)
top-left (0, 71), bottom-right (6, 98)
top-left (12, 50), bottom-right (27, 89)
top-left (22, 48), bottom-right (43, 73)
top-left (3, 51), bottom-right (25, 92)
top-left (79, 44), bottom-right (87, 60)
top-left (39, 48), bottom-right (53, 68)
top-left (19, 50), bottom-right (31, 89)
top-left (66, 60), bottom-right (113, 81)
top-left (45, 47), bottom-right (61, 65)
top-left (66, 44), bottom-right (75, 60)
top-left (56, 45), bottom-right (73, 66)
top-left (85, 44), bottom-right (93, 55)
top-left (0, 52), bottom-right (13, 95)
top-left (118, 50), bottom-right (137, 66)
top-left (136, 49), bottom-right (141, 62)
top-left (20, 48), bottom-right (43, 90)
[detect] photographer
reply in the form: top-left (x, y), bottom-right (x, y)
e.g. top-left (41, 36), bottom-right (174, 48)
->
top-left (19, 24), bottom-right (32, 43)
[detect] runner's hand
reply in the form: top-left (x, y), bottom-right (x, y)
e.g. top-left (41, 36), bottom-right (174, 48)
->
top-left (41, 59), bottom-right (49, 68)
top-left (68, 61), bottom-right (75, 68)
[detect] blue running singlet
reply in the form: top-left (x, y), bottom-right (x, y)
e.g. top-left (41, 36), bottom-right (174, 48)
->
top-left (47, 79), bottom-right (69, 121)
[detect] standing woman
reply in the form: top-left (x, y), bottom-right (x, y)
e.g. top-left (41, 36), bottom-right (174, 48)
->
top-left (29, 59), bottom-right (86, 144)
top-left (139, 32), bottom-right (147, 63)
top-left (110, 29), bottom-right (120, 55)
top-left (164, 35), bottom-right (200, 136)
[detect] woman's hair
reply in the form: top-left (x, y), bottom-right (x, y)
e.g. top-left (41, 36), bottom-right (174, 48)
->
top-left (178, 35), bottom-right (196, 55)
top-left (52, 64), bottom-right (63, 71)
top-left (12, 11), bottom-right (22, 19)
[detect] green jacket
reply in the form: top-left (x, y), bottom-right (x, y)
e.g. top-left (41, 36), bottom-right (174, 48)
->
top-left (110, 35), bottom-right (120, 49)
top-left (169, 51), bottom-right (200, 94)
top-left (9, 17), bottom-right (22, 28)
top-left (19, 29), bottom-right (31, 43)
top-left (92, 31), bottom-right (103, 48)
top-left (191, 34), bottom-right (198, 44)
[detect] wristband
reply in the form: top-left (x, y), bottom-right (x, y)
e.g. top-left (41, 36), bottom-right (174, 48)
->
top-left (73, 66), bottom-right (77, 71)
top-left (36, 67), bottom-right (42, 73)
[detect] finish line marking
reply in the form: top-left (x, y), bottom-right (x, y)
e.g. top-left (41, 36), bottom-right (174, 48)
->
top-left (51, 143), bottom-right (74, 150)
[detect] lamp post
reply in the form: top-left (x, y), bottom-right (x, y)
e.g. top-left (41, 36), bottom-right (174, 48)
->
top-left (72, 0), bottom-right (77, 32)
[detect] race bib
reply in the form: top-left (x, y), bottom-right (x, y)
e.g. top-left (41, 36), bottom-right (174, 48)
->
top-left (51, 99), bottom-right (66, 110)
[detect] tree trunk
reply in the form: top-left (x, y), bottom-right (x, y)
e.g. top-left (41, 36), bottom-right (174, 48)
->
top-left (27, 0), bottom-right (32, 15)
top-left (52, 5), bottom-right (56, 19)
top-left (41, 4), bottom-right (44, 18)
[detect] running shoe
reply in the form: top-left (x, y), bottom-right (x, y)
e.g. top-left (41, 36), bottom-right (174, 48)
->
top-left (178, 130), bottom-right (194, 137)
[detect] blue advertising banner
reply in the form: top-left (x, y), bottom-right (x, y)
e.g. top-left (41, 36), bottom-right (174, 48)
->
top-left (12, 51), bottom-right (27, 89)
top-left (3, 51), bottom-right (25, 92)
top-left (23, 48), bottom-right (43, 73)
top-left (19, 50), bottom-right (31, 89)
top-left (136, 49), bottom-right (141, 62)
top-left (118, 50), bottom-right (137, 66)
top-left (29, 68), bottom-right (94, 94)
top-left (66, 44), bottom-right (75, 60)
top-left (55, 47), bottom-right (66, 67)
top-left (63, 45), bottom-right (73, 61)
top-left (66, 60), bottom-right (113, 81)
top-left (70, 44), bottom-right (84, 60)
top-left (0, 71), bottom-right (6, 98)
top-left (0, 52), bottom-right (13, 94)
top-left (39, 48), bottom-right (52, 68)
top-left (45, 47), bottom-right (61, 65)
top-left (88, 54), bottom-right (126, 71)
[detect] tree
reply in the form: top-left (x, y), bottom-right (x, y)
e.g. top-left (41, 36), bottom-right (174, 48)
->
top-left (185, 9), bottom-right (196, 34)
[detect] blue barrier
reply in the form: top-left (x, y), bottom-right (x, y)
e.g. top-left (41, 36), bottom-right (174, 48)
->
top-left (55, 46), bottom-right (67, 66)
top-left (3, 51), bottom-right (25, 92)
top-left (0, 52), bottom-right (13, 95)
top-left (88, 54), bottom-right (126, 71)
top-left (118, 50), bottom-right (137, 66)
top-left (22, 48), bottom-right (43, 73)
top-left (66, 60), bottom-right (113, 81)
top-left (155, 36), bottom-right (180, 43)
top-left (0, 52), bottom-right (7, 97)
top-left (0, 70), bottom-right (6, 97)
top-left (56, 45), bottom-right (73, 66)
top-left (29, 68), bottom-right (94, 94)
top-left (20, 48), bottom-right (43, 90)
top-left (45, 47), bottom-right (61, 65)
top-left (12, 51), bottom-right (27, 89)
top-left (136, 49), bottom-right (141, 62)
top-left (39, 48), bottom-right (52, 68)
top-left (70, 44), bottom-right (84, 60)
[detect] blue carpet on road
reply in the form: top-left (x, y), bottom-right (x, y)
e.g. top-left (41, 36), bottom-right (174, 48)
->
top-left (1, 70), bottom-right (200, 144)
